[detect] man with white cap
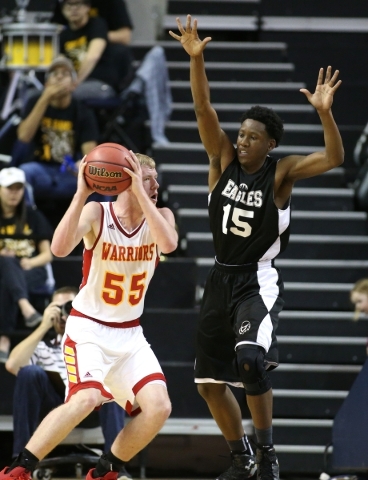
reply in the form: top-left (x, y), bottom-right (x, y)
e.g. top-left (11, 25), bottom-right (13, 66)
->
top-left (14, 56), bottom-right (99, 200)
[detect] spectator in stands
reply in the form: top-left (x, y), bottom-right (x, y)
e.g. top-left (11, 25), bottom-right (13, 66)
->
top-left (350, 278), bottom-right (368, 319)
top-left (53, 0), bottom-right (171, 148)
top-left (14, 56), bottom-right (99, 200)
top-left (0, 167), bottom-right (53, 363)
top-left (170, 15), bottom-right (344, 480)
top-left (5, 285), bottom-right (132, 480)
top-left (51, 0), bottom-right (134, 46)
top-left (57, 0), bottom-right (133, 100)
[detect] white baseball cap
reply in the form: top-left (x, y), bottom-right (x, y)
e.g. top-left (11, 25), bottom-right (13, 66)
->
top-left (0, 167), bottom-right (26, 187)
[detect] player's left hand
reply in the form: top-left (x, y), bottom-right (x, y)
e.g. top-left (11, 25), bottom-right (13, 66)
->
top-left (123, 151), bottom-right (144, 195)
top-left (299, 66), bottom-right (342, 112)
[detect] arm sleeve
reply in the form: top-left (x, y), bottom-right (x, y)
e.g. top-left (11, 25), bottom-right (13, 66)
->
top-left (103, 0), bottom-right (134, 30)
top-left (88, 16), bottom-right (109, 42)
top-left (77, 106), bottom-right (99, 146)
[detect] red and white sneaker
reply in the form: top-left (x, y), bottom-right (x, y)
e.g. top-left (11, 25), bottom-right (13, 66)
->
top-left (0, 467), bottom-right (32, 480)
top-left (85, 469), bottom-right (119, 480)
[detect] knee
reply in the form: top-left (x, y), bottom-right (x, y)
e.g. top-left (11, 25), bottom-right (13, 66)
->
top-left (236, 345), bottom-right (271, 396)
top-left (142, 387), bottom-right (172, 422)
top-left (69, 388), bottom-right (104, 413)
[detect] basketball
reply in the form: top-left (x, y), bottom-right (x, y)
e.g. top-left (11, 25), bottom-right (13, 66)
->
top-left (84, 143), bottom-right (132, 195)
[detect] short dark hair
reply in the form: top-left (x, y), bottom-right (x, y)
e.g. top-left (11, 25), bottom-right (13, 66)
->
top-left (62, 0), bottom-right (91, 5)
top-left (52, 286), bottom-right (79, 299)
top-left (240, 106), bottom-right (284, 147)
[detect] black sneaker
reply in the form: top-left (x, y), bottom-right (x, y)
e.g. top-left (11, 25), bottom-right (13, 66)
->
top-left (117, 467), bottom-right (132, 480)
top-left (256, 448), bottom-right (279, 480)
top-left (216, 452), bottom-right (256, 480)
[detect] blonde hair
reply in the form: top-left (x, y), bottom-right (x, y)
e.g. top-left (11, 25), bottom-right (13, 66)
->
top-left (350, 278), bottom-right (368, 320)
top-left (134, 153), bottom-right (155, 169)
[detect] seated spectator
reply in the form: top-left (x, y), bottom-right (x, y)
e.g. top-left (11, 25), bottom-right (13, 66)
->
top-left (58, 0), bottom-right (132, 100)
top-left (14, 56), bottom-right (99, 199)
top-left (5, 285), bottom-right (132, 480)
top-left (0, 167), bottom-right (53, 362)
top-left (52, 0), bottom-right (134, 46)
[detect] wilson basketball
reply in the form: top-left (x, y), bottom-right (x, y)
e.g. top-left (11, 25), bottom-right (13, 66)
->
top-left (84, 143), bottom-right (132, 195)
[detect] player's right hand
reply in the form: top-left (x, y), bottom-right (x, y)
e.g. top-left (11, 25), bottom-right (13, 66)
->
top-left (77, 156), bottom-right (94, 197)
top-left (169, 14), bottom-right (212, 56)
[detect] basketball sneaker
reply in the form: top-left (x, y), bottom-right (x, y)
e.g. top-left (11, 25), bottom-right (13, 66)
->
top-left (85, 469), bottom-right (119, 480)
top-left (256, 447), bottom-right (279, 480)
top-left (0, 466), bottom-right (32, 480)
top-left (117, 466), bottom-right (132, 480)
top-left (216, 452), bottom-right (257, 480)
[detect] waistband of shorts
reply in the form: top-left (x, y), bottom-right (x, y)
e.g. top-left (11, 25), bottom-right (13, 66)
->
top-left (214, 258), bottom-right (274, 273)
top-left (70, 308), bottom-right (140, 328)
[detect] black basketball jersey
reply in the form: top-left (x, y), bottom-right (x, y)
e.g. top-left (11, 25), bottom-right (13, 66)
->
top-left (209, 156), bottom-right (290, 265)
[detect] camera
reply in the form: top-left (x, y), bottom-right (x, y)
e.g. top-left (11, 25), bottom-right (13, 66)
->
top-left (60, 300), bottom-right (73, 317)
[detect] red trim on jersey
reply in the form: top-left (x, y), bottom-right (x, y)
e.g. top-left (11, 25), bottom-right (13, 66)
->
top-left (70, 308), bottom-right (140, 328)
top-left (132, 373), bottom-right (166, 396)
top-left (155, 250), bottom-right (160, 268)
top-left (110, 202), bottom-right (145, 238)
top-left (79, 204), bottom-right (105, 289)
top-left (125, 401), bottom-right (142, 417)
top-left (80, 249), bottom-right (92, 289)
top-left (92, 203), bottom-right (104, 249)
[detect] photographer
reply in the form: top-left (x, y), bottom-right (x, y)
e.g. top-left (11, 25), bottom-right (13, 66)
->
top-left (5, 286), bottom-right (131, 480)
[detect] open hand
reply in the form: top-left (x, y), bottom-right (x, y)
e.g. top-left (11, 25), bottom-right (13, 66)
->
top-left (123, 151), bottom-right (144, 196)
top-left (300, 66), bottom-right (342, 112)
top-left (169, 14), bottom-right (211, 57)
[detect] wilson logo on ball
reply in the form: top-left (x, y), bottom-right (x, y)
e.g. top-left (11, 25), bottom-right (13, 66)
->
top-left (88, 166), bottom-right (123, 178)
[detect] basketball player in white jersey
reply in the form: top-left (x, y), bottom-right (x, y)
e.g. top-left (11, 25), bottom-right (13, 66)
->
top-left (0, 152), bottom-right (178, 480)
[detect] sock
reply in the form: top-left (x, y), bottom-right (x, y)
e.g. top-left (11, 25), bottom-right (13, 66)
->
top-left (93, 452), bottom-right (126, 478)
top-left (9, 449), bottom-right (39, 472)
top-left (254, 427), bottom-right (273, 449)
top-left (227, 434), bottom-right (254, 455)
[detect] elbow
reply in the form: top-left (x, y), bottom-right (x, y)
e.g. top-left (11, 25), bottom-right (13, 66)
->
top-left (333, 150), bottom-right (345, 167)
top-left (5, 359), bottom-right (18, 376)
top-left (339, 149), bottom-right (345, 166)
top-left (160, 239), bottom-right (179, 255)
top-left (51, 243), bottom-right (69, 258)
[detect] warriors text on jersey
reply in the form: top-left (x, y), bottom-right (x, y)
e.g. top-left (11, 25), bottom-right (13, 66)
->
top-left (72, 202), bottom-right (159, 323)
top-left (209, 156), bottom-right (290, 265)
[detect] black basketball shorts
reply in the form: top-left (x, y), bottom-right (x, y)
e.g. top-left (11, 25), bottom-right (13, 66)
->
top-left (194, 259), bottom-right (284, 386)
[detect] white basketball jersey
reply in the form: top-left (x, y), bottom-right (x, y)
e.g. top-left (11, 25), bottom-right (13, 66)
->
top-left (72, 202), bottom-right (158, 323)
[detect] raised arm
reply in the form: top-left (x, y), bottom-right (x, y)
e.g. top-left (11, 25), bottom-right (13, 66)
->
top-left (279, 67), bottom-right (344, 180)
top-left (51, 159), bottom-right (99, 257)
top-left (169, 15), bottom-right (235, 190)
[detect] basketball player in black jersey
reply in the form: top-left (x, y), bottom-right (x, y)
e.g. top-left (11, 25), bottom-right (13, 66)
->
top-left (170, 15), bottom-right (344, 480)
